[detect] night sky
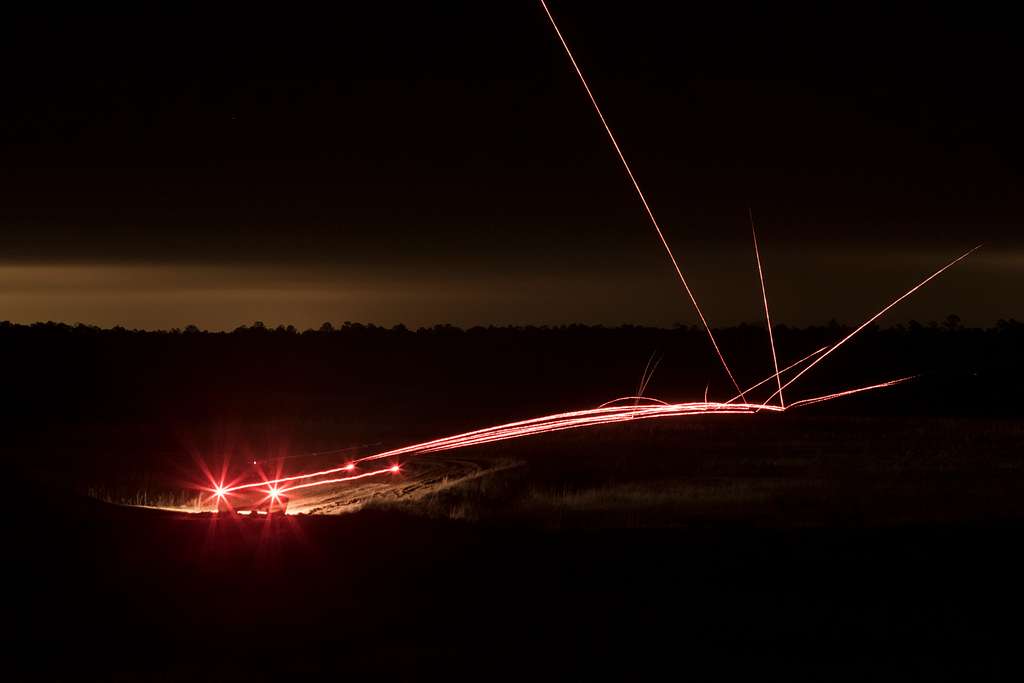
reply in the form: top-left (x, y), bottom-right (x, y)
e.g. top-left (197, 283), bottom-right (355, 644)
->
top-left (2, 2), bottom-right (1020, 330)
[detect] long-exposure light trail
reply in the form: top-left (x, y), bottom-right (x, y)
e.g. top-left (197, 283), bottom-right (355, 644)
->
top-left (786, 376), bottom-right (916, 409)
top-left (217, 401), bottom-right (778, 495)
top-left (277, 466), bottom-right (399, 494)
top-left (219, 239), bottom-right (970, 502)
top-left (725, 346), bottom-right (828, 404)
top-left (196, 5), bottom-right (980, 513)
top-left (750, 210), bottom-right (783, 408)
top-left (208, 311), bottom-right (949, 501)
top-left (211, 376), bottom-right (917, 502)
top-left (538, 0), bottom-right (745, 401)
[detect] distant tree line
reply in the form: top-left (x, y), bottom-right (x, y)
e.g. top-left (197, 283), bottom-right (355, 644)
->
top-left (2, 315), bottom-right (1020, 424)
top-left (3, 313), bottom-right (1008, 337)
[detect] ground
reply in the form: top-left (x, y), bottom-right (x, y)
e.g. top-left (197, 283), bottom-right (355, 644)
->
top-left (176, 414), bottom-right (1024, 528)
top-left (13, 414), bottom-right (1024, 675)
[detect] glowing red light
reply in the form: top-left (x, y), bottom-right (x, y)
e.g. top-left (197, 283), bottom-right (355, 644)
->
top-left (390, 465), bottom-right (400, 474)
top-left (214, 486), bottom-right (227, 498)
top-left (345, 463), bottom-right (356, 471)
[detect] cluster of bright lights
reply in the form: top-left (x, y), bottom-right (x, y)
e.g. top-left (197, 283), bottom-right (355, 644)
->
top-left (197, 2), bottom-right (978, 511)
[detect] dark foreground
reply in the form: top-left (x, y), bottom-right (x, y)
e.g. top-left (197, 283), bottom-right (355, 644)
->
top-left (14, 484), bottom-right (1024, 679)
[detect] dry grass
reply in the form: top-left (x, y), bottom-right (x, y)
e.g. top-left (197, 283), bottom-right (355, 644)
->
top-left (88, 415), bottom-right (1024, 527)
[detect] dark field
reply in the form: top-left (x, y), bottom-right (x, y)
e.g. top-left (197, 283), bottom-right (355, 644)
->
top-left (14, 416), bottom-right (1024, 676)
top-left (9, 324), bottom-right (1024, 675)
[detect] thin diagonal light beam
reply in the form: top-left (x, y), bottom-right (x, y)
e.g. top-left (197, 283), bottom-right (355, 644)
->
top-left (539, 0), bottom-right (745, 401)
top-left (765, 244), bottom-right (981, 404)
top-left (639, 353), bottom-right (662, 398)
top-left (787, 375), bottom-right (917, 409)
top-left (750, 209), bottom-right (784, 407)
top-left (636, 351), bottom-right (656, 402)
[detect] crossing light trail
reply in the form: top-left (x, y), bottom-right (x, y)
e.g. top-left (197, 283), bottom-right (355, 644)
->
top-left (762, 244), bottom-right (982, 405)
top-left (538, 0), bottom-right (745, 401)
top-left (725, 346), bottom-right (828, 404)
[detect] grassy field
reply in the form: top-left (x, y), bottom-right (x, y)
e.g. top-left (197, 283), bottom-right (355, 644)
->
top-left (328, 414), bottom-right (1024, 529)
top-left (14, 413), bottom-right (1024, 675)
top-left (81, 412), bottom-right (1024, 528)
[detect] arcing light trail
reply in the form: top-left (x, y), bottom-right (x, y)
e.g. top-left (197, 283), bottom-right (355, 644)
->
top-left (211, 375), bottom-right (915, 504)
top-left (201, 2), bottom-right (979, 511)
top-left (216, 342), bottom-right (830, 498)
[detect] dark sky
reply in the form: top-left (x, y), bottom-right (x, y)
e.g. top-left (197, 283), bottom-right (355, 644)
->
top-left (1, 2), bottom-right (1020, 329)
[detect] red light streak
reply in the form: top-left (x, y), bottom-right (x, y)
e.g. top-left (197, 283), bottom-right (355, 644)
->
top-left (599, 396), bottom-right (670, 409)
top-left (726, 346), bottom-right (828, 404)
top-left (787, 376), bottom-right (917, 409)
top-left (220, 388), bottom-right (895, 500)
top-left (763, 245), bottom-right (982, 405)
top-left (538, 0), bottom-right (745, 401)
top-left (206, 237), bottom-right (972, 502)
top-left (635, 351), bottom-right (661, 403)
top-left (750, 210), bottom-right (783, 408)
top-left (210, 340), bottom-right (943, 500)
top-left (276, 467), bottom-right (398, 494)
top-left (224, 461), bottom-right (384, 493)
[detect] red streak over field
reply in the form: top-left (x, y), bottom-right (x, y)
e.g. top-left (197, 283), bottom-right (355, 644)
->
top-left (200, 2), bottom-right (978, 511)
